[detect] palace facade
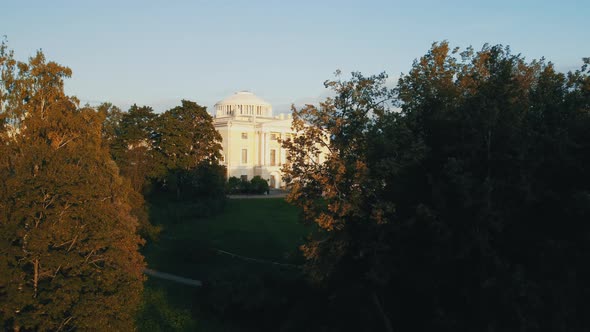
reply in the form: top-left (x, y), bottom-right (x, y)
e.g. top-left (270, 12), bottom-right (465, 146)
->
top-left (213, 91), bottom-right (298, 188)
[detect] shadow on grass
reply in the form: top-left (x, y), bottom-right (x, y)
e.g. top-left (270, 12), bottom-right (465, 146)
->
top-left (137, 197), bottom-right (317, 331)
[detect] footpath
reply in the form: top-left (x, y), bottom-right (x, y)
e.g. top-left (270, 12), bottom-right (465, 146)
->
top-left (227, 189), bottom-right (287, 199)
top-left (143, 268), bottom-right (203, 287)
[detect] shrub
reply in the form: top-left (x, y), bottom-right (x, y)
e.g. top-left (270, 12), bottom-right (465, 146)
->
top-left (250, 176), bottom-right (270, 194)
top-left (226, 176), bottom-right (269, 194)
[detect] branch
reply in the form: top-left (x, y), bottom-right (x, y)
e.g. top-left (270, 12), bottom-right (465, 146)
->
top-left (372, 292), bottom-right (394, 332)
top-left (56, 316), bottom-right (73, 332)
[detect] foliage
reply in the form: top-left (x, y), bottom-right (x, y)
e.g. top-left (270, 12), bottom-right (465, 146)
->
top-left (226, 176), bottom-right (242, 194)
top-left (98, 103), bottom-right (162, 241)
top-left (0, 43), bottom-right (145, 330)
top-left (98, 102), bottom-right (123, 149)
top-left (187, 163), bottom-right (227, 200)
top-left (136, 286), bottom-right (196, 331)
top-left (249, 176), bottom-right (270, 194)
top-left (142, 198), bottom-right (310, 331)
top-left (226, 176), bottom-right (269, 195)
top-left (101, 99), bottom-right (226, 235)
top-left (151, 100), bottom-right (224, 201)
top-left (282, 70), bottom-right (395, 281)
top-left (107, 104), bottom-right (160, 193)
top-left (154, 100), bottom-right (222, 171)
top-left (283, 43), bottom-right (590, 330)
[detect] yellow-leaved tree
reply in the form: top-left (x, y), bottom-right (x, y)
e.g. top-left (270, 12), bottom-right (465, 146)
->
top-left (0, 41), bottom-right (145, 331)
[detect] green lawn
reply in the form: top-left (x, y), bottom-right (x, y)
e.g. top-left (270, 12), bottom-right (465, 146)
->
top-left (138, 197), bottom-right (310, 331)
top-left (144, 198), bottom-right (307, 276)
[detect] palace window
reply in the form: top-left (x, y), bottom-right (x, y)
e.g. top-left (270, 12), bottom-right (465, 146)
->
top-left (241, 175), bottom-right (248, 182)
top-left (241, 149), bottom-right (248, 164)
top-left (270, 149), bottom-right (276, 166)
top-left (241, 132), bottom-right (248, 139)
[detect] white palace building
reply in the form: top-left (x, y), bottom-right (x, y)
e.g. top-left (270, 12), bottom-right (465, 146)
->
top-left (213, 91), bottom-right (298, 189)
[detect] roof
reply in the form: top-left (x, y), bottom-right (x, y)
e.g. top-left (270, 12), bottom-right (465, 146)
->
top-left (215, 91), bottom-right (271, 107)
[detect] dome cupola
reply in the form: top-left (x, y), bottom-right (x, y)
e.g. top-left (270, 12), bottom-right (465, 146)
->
top-left (214, 91), bottom-right (272, 118)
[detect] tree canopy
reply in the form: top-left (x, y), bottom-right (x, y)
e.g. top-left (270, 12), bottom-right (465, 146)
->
top-left (154, 99), bottom-right (222, 171)
top-left (0, 41), bottom-right (145, 331)
top-left (283, 42), bottom-right (590, 331)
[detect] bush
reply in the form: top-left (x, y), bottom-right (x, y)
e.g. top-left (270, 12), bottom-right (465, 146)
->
top-left (226, 176), bottom-right (242, 194)
top-left (250, 176), bottom-right (269, 194)
top-left (136, 287), bottom-right (196, 331)
top-left (226, 176), bottom-right (269, 194)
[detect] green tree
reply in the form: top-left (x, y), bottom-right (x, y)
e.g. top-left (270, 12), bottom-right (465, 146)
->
top-left (0, 45), bottom-right (144, 331)
top-left (283, 70), bottom-right (395, 280)
top-left (384, 42), bottom-right (590, 331)
top-left (155, 100), bottom-right (222, 170)
top-left (154, 100), bottom-right (223, 199)
top-left (282, 71), bottom-right (396, 330)
top-left (284, 43), bottom-right (590, 330)
top-left (108, 104), bottom-right (159, 193)
top-left (98, 102), bottom-right (123, 149)
top-left (99, 103), bottom-right (161, 241)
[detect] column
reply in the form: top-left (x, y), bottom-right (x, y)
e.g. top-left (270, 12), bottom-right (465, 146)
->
top-left (263, 131), bottom-right (267, 166)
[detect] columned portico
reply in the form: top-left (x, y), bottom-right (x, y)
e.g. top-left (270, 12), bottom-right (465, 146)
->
top-left (213, 91), bottom-right (297, 189)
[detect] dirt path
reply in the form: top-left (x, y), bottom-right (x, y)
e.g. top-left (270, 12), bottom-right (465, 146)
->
top-left (143, 268), bottom-right (203, 287)
top-left (227, 189), bottom-right (288, 199)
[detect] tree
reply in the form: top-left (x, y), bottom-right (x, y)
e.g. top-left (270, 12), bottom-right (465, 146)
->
top-left (107, 104), bottom-right (159, 193)
top-left (0, 44), bottom-right (144, 331)
top-left (284, 43), bottom-right (590, 330)
top-left (153, 100), bottom-right (223, 199)
top-left (389, 43), bottom-right (590, 330)
top-left (98, 102), bottom-right (123, 149)
top-left (282, 71), bottom-right (396, 330)
top-left (283, 70), bottom-right (395, 279)
top-left (155, 100), bottom-right (222, 170)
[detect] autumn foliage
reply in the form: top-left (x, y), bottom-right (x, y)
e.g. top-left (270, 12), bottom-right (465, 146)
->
top-left (283, 43), bottom-right (590, 330)
top-left (0, 41), bottom-right (145, 330)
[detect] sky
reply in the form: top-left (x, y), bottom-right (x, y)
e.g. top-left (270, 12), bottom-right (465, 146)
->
top-left (2, 0), bottom-right (589, 113)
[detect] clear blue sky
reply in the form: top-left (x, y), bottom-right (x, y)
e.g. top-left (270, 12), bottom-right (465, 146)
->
top-left (2, 0), bottom-right (589, 113)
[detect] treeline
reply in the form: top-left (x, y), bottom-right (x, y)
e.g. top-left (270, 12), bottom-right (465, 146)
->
top-left (0, 40), bottom-right (225, 330)
top-left (284, 43), bottom-right (590, 331)
top-left (101, 100), bottom-right (226, 222)
top-left (2, 37), bottom-right (589, 331)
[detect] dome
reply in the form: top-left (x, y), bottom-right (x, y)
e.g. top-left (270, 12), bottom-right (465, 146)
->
top-left (214, 91), bottom-right (272, 118)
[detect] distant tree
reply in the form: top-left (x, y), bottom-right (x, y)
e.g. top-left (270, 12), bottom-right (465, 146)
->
top-left (155, 100), bottom-right (222, 170)
top-left (108, 104), bottom-right (160, 193)
top-left (0, 44), bottom-right (144, 331)
top-left (186, 163), bottom-right (227, 200)
top-left (153, 100), bottom-right (223, 199)
top-left (98, 102), bottom-right (123, 148)
top-left (97, 103), bottom-right (161, 240)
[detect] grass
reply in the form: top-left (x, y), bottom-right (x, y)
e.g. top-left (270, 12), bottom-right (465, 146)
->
top-left (144, 198), bottom-right (307, 276)
top-left (138, 197), bottom-right (310, 331)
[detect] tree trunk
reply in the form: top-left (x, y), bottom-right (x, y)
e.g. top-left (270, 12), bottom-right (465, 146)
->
top-left (33, 258), bottom-right (39, 298)
top-left (372, 292), bottom-right (393, 332)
